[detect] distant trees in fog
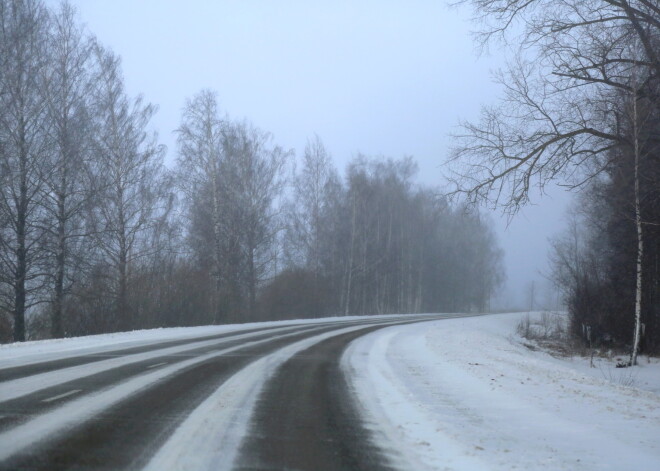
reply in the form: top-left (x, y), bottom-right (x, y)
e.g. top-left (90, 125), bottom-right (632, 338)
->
top-left (177, 90), bottom-right (290, 323)
top-left (271, 151), bottom-right (504, 320)
top-left (0, 0), bottom-right (504, 342)
top-left (178, 129), bottom-right (504, 323)
top-left (453, 0), bottom-right (660, 360)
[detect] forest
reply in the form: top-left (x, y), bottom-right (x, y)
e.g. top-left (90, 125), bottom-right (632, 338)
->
top-left (0, 0), bottom-right (504, 342)
top-left (454, 0), bottom-right (660, 362)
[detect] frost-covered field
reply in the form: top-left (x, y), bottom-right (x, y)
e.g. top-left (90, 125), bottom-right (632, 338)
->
top-left (343, 312), bottom-right (660, 471)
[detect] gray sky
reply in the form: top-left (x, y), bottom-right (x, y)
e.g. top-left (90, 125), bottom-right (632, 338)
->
top-left (57, 0), bottom-right (571, 308)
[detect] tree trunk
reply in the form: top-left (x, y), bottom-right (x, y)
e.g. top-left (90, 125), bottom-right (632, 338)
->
top-left (117, 186), bottom-right (130, 332)
top-left (52, 188), bottom-right (66, 338)
top-left (14, 225), bottom-right (27, 342)
top-left (13, 129), bottom-right (29, 342)
top-left (247, 235), bottom-right (256, 319)
top-left (630, 87), bottom-right (644, 366)
top-left (118, 239), bottom-right (129, 332)
top-left (211, 172), bottom-right (223, 323)
top-left (344, 195), bottom-right (356, 316)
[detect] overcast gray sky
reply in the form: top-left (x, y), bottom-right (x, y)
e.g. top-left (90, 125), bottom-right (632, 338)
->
top-left (56, 0), bottom-right (571, 308)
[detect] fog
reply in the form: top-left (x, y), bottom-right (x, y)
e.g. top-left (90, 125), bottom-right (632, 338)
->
top-left (59, 0), bottom-right (570, 309)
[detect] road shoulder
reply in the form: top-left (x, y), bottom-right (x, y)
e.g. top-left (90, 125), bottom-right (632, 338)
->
top-left (342, 313), bottom-right (660, 471)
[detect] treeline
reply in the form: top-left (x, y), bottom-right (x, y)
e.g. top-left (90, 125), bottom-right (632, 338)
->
top-left (551, 85), bottom-right (660, 354)
top-left (273, 142), bottom-right (504, 321)
top-left (550, 45), bottom-right (660, 355)
top-left (452, 0), bottom-right (659, 362)
top-left (0, 0), bottom-right (504, 342)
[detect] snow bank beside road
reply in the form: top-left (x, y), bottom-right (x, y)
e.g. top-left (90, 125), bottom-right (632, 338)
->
top-left (0, 325), bottom-right (242, 367)
top-left (0, 314), bottom-right (399, 369)
top-left (343, 312), bottom-right (660, 471)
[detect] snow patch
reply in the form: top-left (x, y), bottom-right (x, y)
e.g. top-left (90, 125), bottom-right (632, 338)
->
top-left (343, 312), bottom-right (660, 471)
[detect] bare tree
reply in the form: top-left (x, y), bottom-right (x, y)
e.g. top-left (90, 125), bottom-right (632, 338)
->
top-left (630, 78), bottom-right (644, 364)
top-left (175, 90), bottom-right (227, 322)
top-left (450, 0), bottom-right (660, 213)
top-left (452, 0), bottom-right (660, 359)
top-left (41, 1), bottom-right (95, 338)
top-left (0, 0), bottom-right (51, 341)
top-left (624, 49), bottom-right (657, 365)
top-left (222, 121), bottom-right (290, 318)
top-left (285, 136), bottom-right (339, 276)
top-left (88, 44), bottom-right (169, 332)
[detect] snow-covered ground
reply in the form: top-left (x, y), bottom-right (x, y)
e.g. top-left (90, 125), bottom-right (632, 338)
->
top-left (2, 312), bottom-right (659, 470)
top-left (343, 312), bottom-right (660, 471)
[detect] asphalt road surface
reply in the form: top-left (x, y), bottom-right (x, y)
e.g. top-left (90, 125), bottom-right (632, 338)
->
top-left (0, 315), bottom-right (450, 470)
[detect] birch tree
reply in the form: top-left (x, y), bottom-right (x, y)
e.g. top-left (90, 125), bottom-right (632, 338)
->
top-left (175, 90), bottom-right (227, 322)
top-left (0, 0), bottom-right (51, 341)
top-left (629, 79), bottom-right (644, 365)
top-left (286, 136), bottom-right (337, 271)
top-left (222, 121), bottom-right (290, 318)
top-left (41, 1), bottom-right (94, 338)
top-left (89, 45), bottom-right (168, 332)
top-left (624, 50), bottom-right (656, 365)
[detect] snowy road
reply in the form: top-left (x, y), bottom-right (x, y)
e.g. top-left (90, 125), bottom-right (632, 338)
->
top-left (0, 314), bottom-right (449, 470)
top-left (2, 312), bottom-right (658, 470)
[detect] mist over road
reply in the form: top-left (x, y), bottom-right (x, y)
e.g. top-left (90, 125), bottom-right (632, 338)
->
top-left (0, 314), bottom-right (454, 470)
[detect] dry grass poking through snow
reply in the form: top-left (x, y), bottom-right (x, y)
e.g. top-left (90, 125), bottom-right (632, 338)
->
top-left (515, 311), bottom-right (576, 357)
top-left (515, 311), bottom-right (660, 391)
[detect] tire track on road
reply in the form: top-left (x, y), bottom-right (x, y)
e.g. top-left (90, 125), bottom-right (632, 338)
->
top-left (0, 318), bottom-right (415, 469)
top-left (146, 317), bottom-right (437, 471)
top-left (0, 325), bottom-right (322, 432)
top-left (0, 325), bottom-right (276, 382)
top-left (234, 326), bottom-right (398, 471)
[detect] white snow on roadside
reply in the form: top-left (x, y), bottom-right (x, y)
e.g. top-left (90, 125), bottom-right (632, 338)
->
top-left (343, 312), bottom-right (660, 471)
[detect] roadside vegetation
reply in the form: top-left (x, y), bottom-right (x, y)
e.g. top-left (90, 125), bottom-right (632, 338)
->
top-left (454, 0), bottom-right (660, 365)
top-left (0, 0), bottom-right (504, 343)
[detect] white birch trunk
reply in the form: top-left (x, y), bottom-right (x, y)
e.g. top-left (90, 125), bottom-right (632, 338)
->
top-left (344, 194), bottom-right (356, 316)
top-left (630, 84), bottom-right (644, 367)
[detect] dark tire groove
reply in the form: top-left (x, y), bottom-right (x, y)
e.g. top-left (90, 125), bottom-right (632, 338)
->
top-left (0, 325), bottom-right (323, 432)
top-left (235, 325), bottom-right (399, 471)
top-left (0, 325), bottom-right (286, 383)
top-left (0, 325), bottom-right (345, 471)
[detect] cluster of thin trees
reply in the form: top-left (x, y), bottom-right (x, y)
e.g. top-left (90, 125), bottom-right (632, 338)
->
top-left (0, 0), bottom-right (504, 343)
top-left (0, 0), bottom-right (172, 342)
top-left (175, 92), bottom-right (504, 324)
top-left (272, 144), bottom-right (504, 321)
top-left (453, 0), bottom-right (660, 362)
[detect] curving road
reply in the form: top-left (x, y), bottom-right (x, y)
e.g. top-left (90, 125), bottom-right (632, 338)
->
top-left (0, 314), bottom-right (456, 470)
